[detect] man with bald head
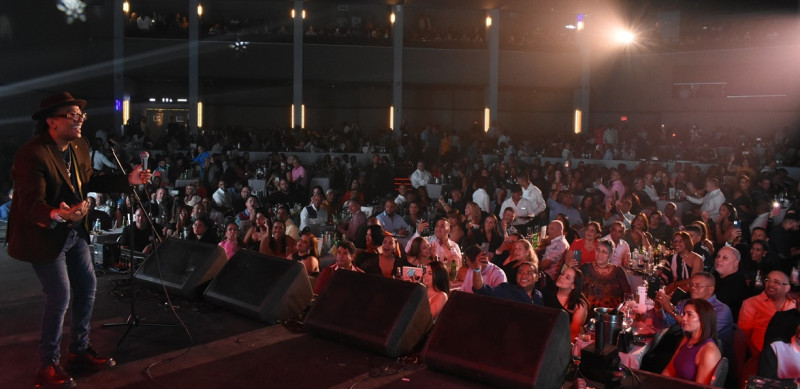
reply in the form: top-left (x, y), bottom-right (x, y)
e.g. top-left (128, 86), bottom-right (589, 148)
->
top-left (713, 245), bottom-right (750, 319)
top-left (739, 270), bottom-right (796, 356)
top-left (539, 220), bottom-right (569, 281)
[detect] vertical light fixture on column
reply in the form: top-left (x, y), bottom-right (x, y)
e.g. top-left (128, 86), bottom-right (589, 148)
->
top-left (389, 106), bottom-right (394, 130)
top-left (291, 104), bottom-right (295, 129)
top-left (574, 109), bottom-right (582, 134)
top-left (484, 108), bottom-right (491, 132)
top-left (197, 101), bottom-right (203, 128)
top-left (197, 3), bottom-right (203, 17)
top-left (122, 98), bottom-right (130, 125)
top-left (122, 0), bottom-right (129, 14)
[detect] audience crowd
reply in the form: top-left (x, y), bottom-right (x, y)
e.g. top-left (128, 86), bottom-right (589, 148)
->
top-left (4, 112), bottom-right (799, 386)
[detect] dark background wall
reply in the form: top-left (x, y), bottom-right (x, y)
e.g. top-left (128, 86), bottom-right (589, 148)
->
top-left (0, 0), bottom-right (798, 144)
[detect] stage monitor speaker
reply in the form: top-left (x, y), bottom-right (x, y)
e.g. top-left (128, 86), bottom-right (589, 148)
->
top-left (304, 270), bottom-right (431, 358)
top-left (423, 292), bottom-right (572, 389)
top-left (204, 250), bottom-right (312, 324)
top-left (102, 242), bottom-right (120, 268)
top-left (134, 238), bottom-right (227, 299)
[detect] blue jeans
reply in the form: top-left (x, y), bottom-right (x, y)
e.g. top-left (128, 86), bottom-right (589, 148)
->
top-left (32, 227), bottom-right (96, 365)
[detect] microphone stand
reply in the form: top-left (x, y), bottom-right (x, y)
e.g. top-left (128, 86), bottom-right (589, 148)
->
top-left (103, 144), bottom-right (176, 348)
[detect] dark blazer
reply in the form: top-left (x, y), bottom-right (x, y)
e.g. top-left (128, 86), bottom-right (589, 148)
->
top-left (7, 132), bottom-right (129, 263)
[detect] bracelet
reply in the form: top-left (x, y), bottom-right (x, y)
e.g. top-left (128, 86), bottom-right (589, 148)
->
top-left (471, 268), bottom-right (481, 273)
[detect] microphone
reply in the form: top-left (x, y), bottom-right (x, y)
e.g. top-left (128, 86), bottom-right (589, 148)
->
top-left (140, 151), bottom-right (150, 171)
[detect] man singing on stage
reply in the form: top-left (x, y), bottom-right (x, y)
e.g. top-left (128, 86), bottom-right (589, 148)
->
top-left (7, 92), bottom-right (151, 388)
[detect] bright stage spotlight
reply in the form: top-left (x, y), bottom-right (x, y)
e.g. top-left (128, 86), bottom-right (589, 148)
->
top-left (614, 29), bottom-right (636, 45)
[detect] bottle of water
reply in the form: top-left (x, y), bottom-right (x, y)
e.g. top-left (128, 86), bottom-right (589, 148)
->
top-left (754, 270), bottom-right (764, 290)
top-left (93, 219), bottom-right (101, 233)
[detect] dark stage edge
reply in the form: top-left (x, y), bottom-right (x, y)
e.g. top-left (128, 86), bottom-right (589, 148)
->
top-left (0, 248), bottom-right (492, 389)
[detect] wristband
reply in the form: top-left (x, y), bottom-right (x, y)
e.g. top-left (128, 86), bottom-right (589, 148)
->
top-left (471, 268), bottom-right (481, 273)
top-left (51, 209), bottom-right (65, 223)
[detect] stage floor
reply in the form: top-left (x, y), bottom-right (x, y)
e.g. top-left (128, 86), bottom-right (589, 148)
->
top-left (0, 247), bottom-right (492, 389)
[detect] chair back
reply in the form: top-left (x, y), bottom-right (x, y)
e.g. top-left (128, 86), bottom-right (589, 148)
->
top-left (727, 325), bottom-right (749, 389)
top-left (710, 357), bottom-right (728, 387)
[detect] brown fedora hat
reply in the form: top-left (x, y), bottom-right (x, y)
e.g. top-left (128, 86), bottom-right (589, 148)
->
top-left (31, 92), bottom-right (87, 120)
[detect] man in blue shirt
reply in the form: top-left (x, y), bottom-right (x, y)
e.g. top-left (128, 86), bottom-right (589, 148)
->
top-left (376, 199), bottom-right (410, 237)
top-left (655, 271), bottom-right (735, 345)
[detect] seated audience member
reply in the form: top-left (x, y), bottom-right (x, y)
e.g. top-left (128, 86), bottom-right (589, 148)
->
top-left (686, 177), bottom-right (726, 220)
top-left (187, 216), bottom-right (218, 244)
top-left (299, 192), bottom-right (327, 235)
top-left (463, 201), bottom-right (486, 231)
top-left (235, 195), bottom-right (258, 226)
top-left (473, 260), bottom-right (543, 305)
top-left (648, 211), bottom-right (674, 245)
top-left (119, 207), bottom-right (162, 255)
top-left (713, 246), bottom-right (750, 319)
top-left (459, 245), bottom-right (507, 294)
top-left (409, 161), bottom-right (432, 189)
top-left (471, 177), bottom-right (491, 214)
top-left (394, 183), bottom-right (409, 208)
top-left (499, 184), bottom-right (535, 221)
top-left (662, 299), bottom-right (723, 385)
top-left (666, 231), bottom-right (704, 291)
top-left (740, 239), bottom-right (778, 294)
top-left (337, 198), bottom-right (366, 242)
top-left (167, 205), bottom-right (192, 238)
top-left (376, 199), bottom-right (411, 237)
top-left (402, 201), bottom-right (425, 234)
top-left (623, 212), bottom-right (653, 252)
top-left (406, 237), bottom-right (434, 268)
top-left (759, 304), bottom-right (800, 379)
top-left (547, 190), bottom-right (583, 228)
top-left (769, 210), bottom-right (799, 274)
top-left (544, 267), bottom-right (589, 339)
top-left (87, 196), bottom-right (113, 230)
top-left (556, 214), bottom-right (579, 245)
top-left (539, 220), bottom-right (570, 282)
top-left (276, 205), bottom-right (300, 240)
top-left (314, 241), bottom-right (363, 295)
top-left (448, 222), bottom-right (467, 248)
top-left (259, 219), bottom-right (296, 258)
top-left (0, 188), bottom-right (10, 221)
top-left (290, 231), bottom-right (320, 275)
top-left (360, 235), bottom-right (406, 278)
top-left (565, 221), bottom-right (601, 267)
top-left (662, 202), bottom-right (683, 230)
top-left (711, 203), bottom-right (740, 247)
top-left (580, 239), bottom-right (631, 309)
top-left (499, 207), bottom-right (518, 236)
top-left (493, 237), bottom-right (534, 287)
top-left (464, 214), bottom-right (504, 259)
top-left (738, 270), bottom-right (796, 356)
top-left (406, 217), bottom-right (463, 271)
top-left (686, 223), bottom-right (714, 271)
top-left (601, 221), bottom-right (632, 267)
top-left (242, 211), bottom-right (269, 251)
top-left (423, 261), bottom-right (450, 321)
top-left (266, 178), bottom-right (293, 208)
top-left (517, 171), bottom-right (547, 218)
top-left (654, 272), bottom-right (735, 344)
top-left (218, 222), bottom-right (241, 260)
top-left (579, 196), bottom-right (603, 227)
top-left (321, 188), bottom-right (340, 224)
top-left (759, 323), bottom-right (800, 381)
